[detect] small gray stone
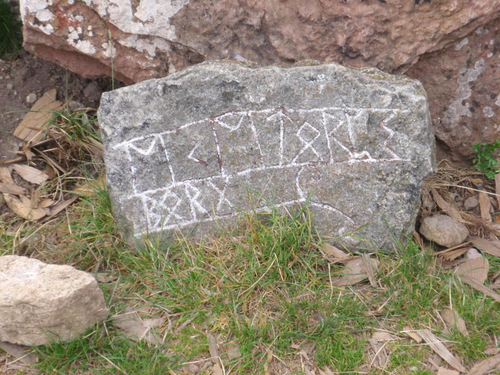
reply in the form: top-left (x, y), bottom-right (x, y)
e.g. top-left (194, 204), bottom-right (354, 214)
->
top-left (26, 93), bottom-right (37, 103)
top-left (68, 100), bottom-right (84, 111)
top-left (83, 81), bottom-right (103, 102)
top-left (464, 196), bottom-right (479, 210)
top-left (98, 61), bottom-right (435, 251)
top-left (0, 256), bottom-right (109, 346)
top-left (419, 214), bottom-right (469, 247)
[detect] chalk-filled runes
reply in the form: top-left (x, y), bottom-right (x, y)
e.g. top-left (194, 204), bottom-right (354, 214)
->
top-left (98, 61), bottom-right (435, 251)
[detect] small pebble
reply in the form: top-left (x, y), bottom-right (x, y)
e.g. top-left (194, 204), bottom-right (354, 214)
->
top-left (465, 248), bottom-right (482, 259)
top-left (419, 214), bottom-right (469, 248)
top-left (6, 83), bottom-right (13, 90)
top-left (83, 81), bottom-right (102, 102)
top-left (464, 196), bottom-right (479, 210)
top-left (26, 93), bottom-right (37, 103)
top-left (68, 100), bottom-right (84, 110)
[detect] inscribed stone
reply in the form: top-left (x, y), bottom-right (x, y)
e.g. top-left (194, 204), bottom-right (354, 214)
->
top-left (98, 61), bottom-right (435, 250)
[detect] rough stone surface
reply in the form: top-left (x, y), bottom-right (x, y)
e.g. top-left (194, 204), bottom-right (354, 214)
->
top-left (407, 18), bottom-right (500, 160)
top-left (20, 0), bottom-right (499, 81)
top-left (19, 1), bottom-right (500, 160)
top-left (0, 255), bottom-right (109, 346)
top-left (98, 61), bottom-right (435, 251)
top-left (419, 214), bottom-right (469, 247)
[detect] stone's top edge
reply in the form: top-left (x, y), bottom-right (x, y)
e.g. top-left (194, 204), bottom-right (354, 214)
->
top-left (97, 59), bottom-right (431, 147)
top-left (0, 255), bottom-right (94, 283)
top-left (101, 60), bottom-right (421, 97)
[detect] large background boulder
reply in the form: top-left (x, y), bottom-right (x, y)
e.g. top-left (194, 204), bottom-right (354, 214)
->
top-left (19, 0), bottom-right (500, 160)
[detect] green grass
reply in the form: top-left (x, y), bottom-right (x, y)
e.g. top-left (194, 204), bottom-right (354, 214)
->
top-left (1, 109), bottom-right (499, 374)
top-left (2, 188), bottom-right (498, 374)
top-left (0, 0), bottom-right (22, 58)
top-left (33, 326), bottom-right (182, 374)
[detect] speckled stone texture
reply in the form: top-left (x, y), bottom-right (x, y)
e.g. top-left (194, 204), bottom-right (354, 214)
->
top-left (98, 61), bottom-right (435, 251)
top-left (0, 256), bottom-right (109, 346)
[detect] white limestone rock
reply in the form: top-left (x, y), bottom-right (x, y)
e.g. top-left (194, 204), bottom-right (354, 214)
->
top-left (0, 255), bottom-right (109, 346)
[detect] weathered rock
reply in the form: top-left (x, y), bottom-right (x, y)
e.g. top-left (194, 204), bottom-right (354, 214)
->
top-left (0, 255), bottom-right (109, 346)
top-left (419, 214), bottom-right (469, 247)
top-left (20, 0), bottom-right (499, 82)
top-left (19, 1), bottom-right (500, 160)
top-left (407, 18), bottom-right (500, 160)
top-left (98, 61), bottom-right (435, 251)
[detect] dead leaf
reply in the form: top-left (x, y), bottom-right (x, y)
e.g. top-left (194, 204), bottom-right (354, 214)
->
top-left (413, 230), bottom-right (426, 250)
top-left (212, 363), bottom-right (223, 375)
top-left (11, 164), bottom-right (49, 185)
top-left (468, 353), bottom-right (500, 375)
top-left (322, 242), bottom-right (350, 262)
top-left (484, 347), bottom-right (500, 355)
top-left (492, 272), bottom-right (500, 290)
top-left (112, 310), bottom-right (163, 345)
top-left (0, 341), bottom-right (38, 365)
top-left (459, 276), bottom-right (500, 303)
top-left (0, 182), bottom-right (26, 195)
top-left (73, 176), bottom-right (107, 196)
top-left (206, 332), bottom-right (219, 361)
top-left (431, 188), bottom-right (463, 223)
top-left (483, 221), bottom-right (500, 236)
top-left (225, 343), bottom-right (242, 360)
top-left (13, 89), bottom-right (63, 144)
top-left (332, 256), bottom-right (379, 286)
top-left (436, 247), bottom-right (470, 262)
top-left (94, 272), bottom-right (119, 284)
top-left (21, 143), bottom-right (35, 161)
top-left (436, 367), bottom-right (459, 375)
top-left (456, 257), bottom-right (489, 285)
top-left (469, 177), bottom-right (484, 186)
top-left (403, 328), bottom-right (423, 343)
top-left (38, 198), bottom-right (55, 208)
top-left (478, 191), bottom-right (492, 223)
top-left (495, 174), bottom-right (500, 209)
top-left (263, 350), bottom-right (273, 375)
top-left (469, 237), bottom-right (500, 257)
top-left (362, 253), bottom-right (378, 287)
top-left (76, 138), bottom-right (104, 158)
top-left (415, 329), bottom-right (466, 373)
top-left (0, 167), bottom-right (15, 185)
top-left (441, 309), bottom-right (468, 336)
top-left (369, 332), bottom-right (391, 369)
top-left (3, 193), bottom-right (48, 221)
top-left (45, 195), bottom-right (79, 219)
top-left (372, 331), bottom-right (396, 341)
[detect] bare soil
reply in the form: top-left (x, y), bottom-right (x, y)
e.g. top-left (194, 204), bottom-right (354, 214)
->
top-left (0, 50), bottom-right (119, 164)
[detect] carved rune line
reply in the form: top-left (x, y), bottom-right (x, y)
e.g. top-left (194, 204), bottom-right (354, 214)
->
top-left (112, 106), bottom-right (411, 235)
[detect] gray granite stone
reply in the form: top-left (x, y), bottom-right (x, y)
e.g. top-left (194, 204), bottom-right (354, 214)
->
top-left (98, 61), bottom-right (435, 251)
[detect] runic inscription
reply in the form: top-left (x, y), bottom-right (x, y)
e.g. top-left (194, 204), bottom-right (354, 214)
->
top-left (114, 106), bottom-right (410, 237)
top-left (99, 61), bottom-right (435, 251)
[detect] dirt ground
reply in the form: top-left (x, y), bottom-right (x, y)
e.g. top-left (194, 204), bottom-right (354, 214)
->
top-left (0, 50), bottom-right (119, 164)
